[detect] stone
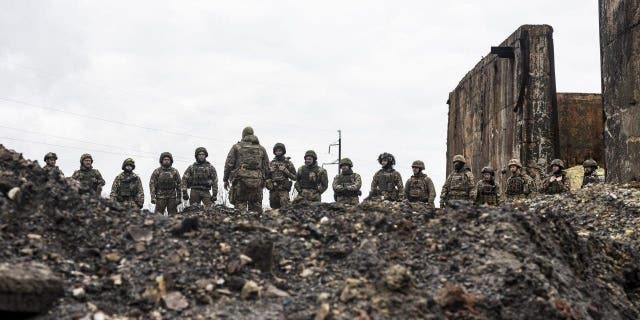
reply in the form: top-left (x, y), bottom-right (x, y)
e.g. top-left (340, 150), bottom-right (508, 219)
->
top-left (162, 291), bottom-right (189, 311)
top-left (240, 280), bottom-right (260, 300)
top-left (264, 285), bottom-right (290, 298)
top-left (0, 262), bottom-right (64, 313)
top-left (127, 225), bottom-right (153, 242)
top-left (314, 303), bottom-right (330, 320)
top-left (383, 264), bottom-right (411, 291)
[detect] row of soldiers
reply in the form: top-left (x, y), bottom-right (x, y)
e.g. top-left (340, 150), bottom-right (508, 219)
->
top-left (39, 127), bottom-right (601, 213)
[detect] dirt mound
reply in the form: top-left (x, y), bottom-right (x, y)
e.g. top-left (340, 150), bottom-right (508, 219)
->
top-left (1, 144), bottom-right (639, 319)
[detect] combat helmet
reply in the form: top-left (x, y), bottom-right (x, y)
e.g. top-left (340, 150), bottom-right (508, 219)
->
top-left (339, 158), bottom-right (353, 167)
top-left (242, 126), bottom-right (254, 138)
top-left (377, 153), bottom-right (396, 166)
top-left (159, 152), bottom-right (174, 165)
top-left (507, 159), bottom-right (522, 168)
top-left (583, 159), bottom-right (598, 168)
top-left (452, 155), bottom-right (466, 164)
top-left (122, 158), bottom-right (136, 170)
top-left (44, 152), bottom-right (57, 161)
top-left (411, 160), bottom-right (425, 170)
top-left (304, 150), bottom-right (317, 160)
top-left (550, 159), bottom-right (565, 169)
top-left (194, 147), bottom-right (208, 158)
top-left (481, 166), bottom-right (495, 175)
top-left (273, 143), bottom-right (286, 155)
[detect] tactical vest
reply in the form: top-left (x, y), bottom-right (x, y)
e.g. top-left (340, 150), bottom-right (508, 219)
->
top-left (376, 170), bottom-right (398, 192)
top-left (547, 174), bottom-right (565, 194)
top-left (506, 175), bottom-right (525, 195)
top-left (76, 170), bottom-right (97, 191)
top-left (269, 160), bottom-right (292, 191)
top-left (477, 182), bottom-right (498, 205)
top-left (158, 169), bottom-right (177, 191)
top-left (582, 173), bottom-right (600, 188)
top-left (334, 173), bottom-right (359, 197)
top-left (119, 174), bottom-right (138, 197)
top-left (407, 175), bottom-right (428, 200)
top-left (191, 164), bottom-right (212, 188)
top-left (237, 143), bottom-right (263, 171)
top-left (448, 171), bottom-right (471, 194)
top-left (299, 165), bottom-right (321, 190)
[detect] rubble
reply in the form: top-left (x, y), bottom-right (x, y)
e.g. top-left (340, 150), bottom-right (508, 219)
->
top-left (0, 144), bottom-right (639, 319)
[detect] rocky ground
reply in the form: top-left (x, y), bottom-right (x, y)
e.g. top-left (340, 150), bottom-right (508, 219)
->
top-left (1, 144), bottom-right (639, 319)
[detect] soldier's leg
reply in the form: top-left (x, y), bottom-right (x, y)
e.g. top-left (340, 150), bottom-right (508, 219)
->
top-left (269, 191), bottom-right (280, 209)
top-left (280, 191), bottom-right (291, 207)
top-left (200, 190), bottom-right (213, 207)
top-left (234, 183), bottom-right (247, 211)
top-left (189, 189), bottom-right (200, 206)
top-left (155, 198), bottom-right (167, 214)
top-left (167, 198), bottom-right (178, 214)
top-left (248, 188), bottom-right (263, 213)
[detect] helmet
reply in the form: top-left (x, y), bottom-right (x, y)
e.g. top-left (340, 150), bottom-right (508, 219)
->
top-left (242, 126), bottom-right (254, 138)
top-left (452, 155), bottom-right (466, 164)
top-left (80, 153), bottom-right (93, 165)
top-left (194, 147), bottom-right (208, 158)
top-left (339, 158), bottom-right (353, 167)
top-left (411, 160), bottom-right (425, 170)
top-left (44, 152), bottom-right (57, 161)
top-left (583, 159), bottom-right (598, 168)
top-left (377, 153), bottom-right (396, 166)
top-left (159, 152), bottom-right (174, 165)
top-left (273, 143), bottom-right (286, 155)
top-left (507, 159), bottom-right (522, 168)
top-left (537, 158), bottom-right (547, 168)
top-left (122, 158), bottom-right (135, 170)
top-left (304, 150), bottom-right (317, 160)
top-left (481, 166), bottom-right (495, 175)
top-left (526, 160), bottom-right (538, 169)
top-left (550, 159), bottom-right (565, 169)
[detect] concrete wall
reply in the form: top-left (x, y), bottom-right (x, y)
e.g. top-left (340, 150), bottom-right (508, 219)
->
top-left (557, 93), bottom-right (604, 168)
top-left (600, 0), bottom-right (640, 182)
top-left (446, 25), bottom-right (559, 183)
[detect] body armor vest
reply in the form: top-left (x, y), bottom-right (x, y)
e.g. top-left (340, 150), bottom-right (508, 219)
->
top-left (547, 174), bottom-right (565, 194)
top-left (77, 169), bottom-right (98, 190)
top-left (407, 175), bottom-right (428, 199)
top-left (269, 159), bottom-right (292, 191)
top-left (119, 174), bottom-right (138, 197)
top-left (158, 169), bottom-right (177, 191)
top-left (335, 173), bottom-right (359, 197)
top-left (376, 170), bottom-right (397, 192)
top-left (506, 175), bottom-right (525, 195)
top-left (582, 173), bottom-right (600, 188)
top-left (191, 164), bottom-right (212, 188)
top-left (448, 171), bottom-right (471, 194)
top-left (299, 165), bottom-right (321, 190)
top-left (477, 181), bottom-right (498, 205)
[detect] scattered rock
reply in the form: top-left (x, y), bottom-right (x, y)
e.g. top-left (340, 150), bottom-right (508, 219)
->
top-left (241, 280), bottom-right (260, 300)
top-left (162, 291), bottom-right (189, 311)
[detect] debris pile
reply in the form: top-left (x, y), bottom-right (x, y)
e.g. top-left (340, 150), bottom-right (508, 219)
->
top-left (0, 144), bottom-right (639, 319)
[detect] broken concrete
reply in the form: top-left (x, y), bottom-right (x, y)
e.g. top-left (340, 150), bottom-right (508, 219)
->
top-left (599, 0), bottom-right (640, 182)
top-left (557, 93), bottom-right (604, 168)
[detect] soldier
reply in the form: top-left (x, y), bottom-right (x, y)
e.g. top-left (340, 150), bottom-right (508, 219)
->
top-left (332, 158), bottom-right (362, 205)
top-left (181, 147), bottom-right (218, 208)
top-left (43, 152), bottom-right (64, 178)
top-left (150, 152), bottom-right (181, 214)
top-left (541, 159), bottom-right (572, 194)
top-left (294, 150), bottom-right (328, 202)
top-left (537, 158), bottom-right (548, 181)
top-left (440, 154), bottom-right (474, 207)
top-left (369, 152), bottom-right (403, 201)
top-left (404, 160), bottom-right (436, 208)
top-left (265, 143), bottom-right (296, 209)
top-left (223, 127), bottom-right (269, 213)
top-left (71, 153), bottom-right (105, 195)
top-left (581, 159), bottom-right (602, 188)
top-left (525, 159), bottom-right (543, 193)
top-left (504, 159), bottom-right (535, 200)
top-left (471, 166), bottom-right (502, 206)
top-left (110, 158), bottom-right (144, 208)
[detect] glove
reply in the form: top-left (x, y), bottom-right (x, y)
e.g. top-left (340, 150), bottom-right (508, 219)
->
top-left (265, 180), bottom-right (274, 190)
top-left (151, 198), bottom-right (156, 205)
top-left (224, 180), bottom-right (230, 190)
top-left (182, 191), bottom-right (189, 201)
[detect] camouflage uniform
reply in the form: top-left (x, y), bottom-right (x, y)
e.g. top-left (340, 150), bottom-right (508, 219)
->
top-left (265, 143), bottom-right (296, 209)
top-left (404, 160), bottom-right (436, 208)
top-left (471, 166), bottom-right (502, 206)
top-left (525, 160), bottom-right (543, 194)
top-left (332, 158), bottom-right (362, 205)
top-left (150, 152), bottom-right (181, 214)
top-left (43, 152), bottom-right (64, 180)
top-left (294, 150), bottom-right (328, 202)
top-left (581, 159), bottom-right (602, 188)
top-left (223, 127), bottom-right (269, 213)
top-left (504, 159), bottom-right (535, 201)
top-left (440, 155), bottom-right (474, 207)
top-left (541, 159), bottom-right (572, 195)
top-left (110, 158), bottom-right (144, 208)
top-left (182, 147), bottom-right (218, 208)
top-left (71, 154), bottom-right (105, 195)
top-left (369, 153), bottom-right (403, 201)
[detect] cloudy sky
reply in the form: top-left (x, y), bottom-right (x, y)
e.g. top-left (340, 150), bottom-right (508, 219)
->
top-left (0, 1), bottom-right (601, 209)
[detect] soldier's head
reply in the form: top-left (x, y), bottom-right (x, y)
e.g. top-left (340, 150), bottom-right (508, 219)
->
top-left (44, 152), bottom-right (57, 166)
top-left (411, 160), bottom-right (425, 174)
top-left (80, 153), bottom-right (93, 169)
top-left (508, 159), bottom-right (522, 174)
top-left (195, 147), bottom-right (208, 163)
top-left (378, 153), bottom-right (395, 169)
top-left (481, 166), bottom-right (495, 181)
top-left (122, 158), bottom-right (135, 172)
top-left (550, 159), bottom-right (564, 174)
top-left (242, 126), bottom-right (254, 138)
top-left (273, 143), bottom-right (286, 157)
top-left (304, 150), bottom-right (317, 166)
top-left (525, 160), bottom-right (540, 176)
top-left (452, 155), bottom-right (465, 171)
top-left (583, 159), bottom-right (598, 174)
top-left (340, 158), bottom-right (353, 173)
top-left (160, 152), bottom-right (173, 168)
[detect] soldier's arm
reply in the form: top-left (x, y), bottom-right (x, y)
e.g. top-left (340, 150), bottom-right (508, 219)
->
top-left (470, 181), bottom-right (479, 203)
top-left (109, 176), bottom-right (119, 200)
top-left (369, 173), bottom-right (379, 196)
top-left (286, 162), bottom-right (297, 180)
top-left (181, 166), bottom-right (192, 193)
top-left (496, 182), bottom-right (503, 205)
top-left (427, 177), bottom-right (436, 204)
top-left (440, 175), bottom-right (450, 204)
top-left (394, 172), bottom-right (404, 197)
top-left (173, 169), bottom-right (182, 198)
top-left (71, 170), bottom-right (80, 180)
top-left (223, 146), bottom-right (236, 183)
top-left (294, 167), bottom-right (302, 192)
top-left (261, 147), bottom-right (270, 178)
top-left (318, 169), bottom-right (329, 194)
top-left (96, 171), bottom-right (106, 187)
top-left (540, 177), bottom-right (550, 192)
top-left (465, 172), bottom-right (475, 192)
top-left (136, 176), bottom-right (145, 207)
top-left (149, 169), bottom-right (158, 199)
top-left (211, 166), bottom-right (219, 198)
top-left (332, 175), bottom-right (343, 192)
top-left (403, 179), bottom-right (410, 199)
top-left (351, 173), bottom-right (362, 191)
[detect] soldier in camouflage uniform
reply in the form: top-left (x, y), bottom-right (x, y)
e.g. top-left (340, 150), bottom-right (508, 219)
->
top-left (581, 159), bottom-right (602, 188)
top-left (525, 159), bottom-right (543, 194)
top-left (181, 147), bottom-right (218, 208)
top-left (332, 158), bottom-right (362, 205)
top-left (265, 143), bottom-right (296, 209)
top-left (369, 153), bottom-right (403, 201)
top-left (294, 150), bottom-right (328, 202)
top-left (150, 152), bottom-right (181, 214)
top-left (440, 154), bottom-right (474, 207)
top-left (504, 159), bottom-right (535, 200)
top-left (110, 158), bottom-right (144, 208)
top-left (71, 154), bottom-right (105, 195)
top-left (471, 166), bottom-right (502, 206)
top-left (541, 159), bottom-right (572, 194)
top-left (223, 127), bottom-right (269, 213)
top-left (43, 152), bottom-right (64, 179)
top-left (404, 160), bottom-right (436, 208)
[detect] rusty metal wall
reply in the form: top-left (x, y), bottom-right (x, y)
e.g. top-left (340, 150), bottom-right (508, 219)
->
top-left (446, 25), bottom-right (559, 186)
top-left (557, 93), bottom-right (604, 168)
top-left (600, 0), bottom-right (640, 182)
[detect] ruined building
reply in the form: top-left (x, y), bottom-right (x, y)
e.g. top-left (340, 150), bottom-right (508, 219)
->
top-left (446, 25), bottom-right (604, 183)
top-left (599, 0), bottom-right (640, 183)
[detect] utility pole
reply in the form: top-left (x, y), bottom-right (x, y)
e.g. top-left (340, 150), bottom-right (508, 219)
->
top-left (322, 130), bottom-right (342, 174)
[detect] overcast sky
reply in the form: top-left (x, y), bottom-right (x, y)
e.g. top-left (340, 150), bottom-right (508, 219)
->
top-left (0, 1), bottom-right (601, 209)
